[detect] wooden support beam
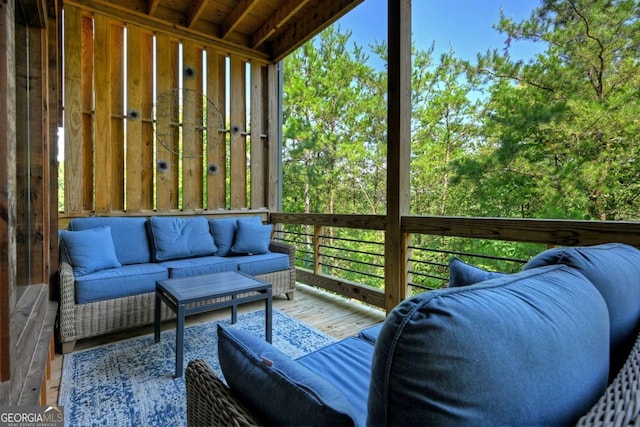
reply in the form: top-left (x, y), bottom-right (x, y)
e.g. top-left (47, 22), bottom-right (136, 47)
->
top-left (384, 0), bottom-right (411, 313)
top-left (186, 0), bottom-right (208, 28)
top-left (271, 0), bottom-right (363, 62)
top-left (251, 0), bottom-right (310, 49)
top-left (220, 0), bottom-right (259, 40)
top-left (148, 0), bottom-right (160, 16)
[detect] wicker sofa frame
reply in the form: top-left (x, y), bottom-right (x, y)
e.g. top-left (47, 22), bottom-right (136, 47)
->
top-left (185, 322), bottom-right (640, 427)
top-left (58, 240), bottom-right (296, 354)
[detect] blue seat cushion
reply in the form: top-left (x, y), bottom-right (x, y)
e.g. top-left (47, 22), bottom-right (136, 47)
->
top-left (60, 226), bottom-right (121, 276)
top-left (524, 243), bottom-right (640, 378)
top-left (357, 323), bottom-right (383, 344)
top-left (75, 263), bottom-right (168, 304)
top-left (448, 257), bottom-right (506, 287)
top-left (148, 216), bottom-right (217, 261)
top-left (158, 256), bottom-right (239, 278)
top-left (217, 325), bottom-right (358, 427)
top-left (368, 265), bottom-right (610, 427)
top-left (297, 337), bottom-right (374, 425)
top-left (69, 217), bottom-right (151, 265)
top-left (209, 216), bottom-right (262, 257)
top-left (231, 220), bottom-right (273, 255)
top-left (232, 252), bottom-right (289, 276)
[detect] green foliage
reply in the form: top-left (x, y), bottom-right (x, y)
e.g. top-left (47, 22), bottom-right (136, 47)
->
top-left (281, 1), bottom-right (639, 289)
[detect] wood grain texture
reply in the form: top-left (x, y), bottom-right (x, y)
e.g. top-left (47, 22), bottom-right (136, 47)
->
top-left (229, 54), bottom-right (247, 209)
top-left (93, 14), bottom-right (112, 212)
top-left (63, 5), bottom-right (83, 213)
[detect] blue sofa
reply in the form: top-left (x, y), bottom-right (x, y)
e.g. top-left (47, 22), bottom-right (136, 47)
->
top-left (186, 243), bottom-right (640, 426)
top-left (58, 215), bottom-right (296, 353)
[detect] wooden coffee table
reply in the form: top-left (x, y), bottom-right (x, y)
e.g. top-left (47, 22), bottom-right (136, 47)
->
top-left (154, 270), bottom-right (272, 377)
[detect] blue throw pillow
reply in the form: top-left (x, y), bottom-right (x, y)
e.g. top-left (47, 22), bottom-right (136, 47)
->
top-left (59, 226), bottom-right (122, 276)
top-left (524, 242), bottom-right (640, 380)
top-left (368, 265), bottom-right (610, 427)
top-left (231, 220), bottom-right (273, 255)
top-left (448, 257), bottom-right (506, 287)
top-left (217, 325), bottom-right (358, 426)
top-left (209, 216), bottom-right (262, 256)
top-left (148, 216), bottom-right (217, 261)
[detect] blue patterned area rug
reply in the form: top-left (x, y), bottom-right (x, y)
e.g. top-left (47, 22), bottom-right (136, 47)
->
top-left (58, 309), bottom-right (335, 426)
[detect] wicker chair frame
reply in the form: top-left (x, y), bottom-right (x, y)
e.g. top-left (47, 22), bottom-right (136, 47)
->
top-left (186, 328), bottom-right (640, 426)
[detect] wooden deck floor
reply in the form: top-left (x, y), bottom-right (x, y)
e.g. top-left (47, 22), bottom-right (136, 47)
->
top-left (45, 283), bottom-right (385, 405)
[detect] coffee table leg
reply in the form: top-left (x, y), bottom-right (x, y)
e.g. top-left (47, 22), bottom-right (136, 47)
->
top-left (175, 304), bottom-right (185, 378)
top-left (231, 295), bottom-right (237, 323)
top-left (154, 292), bottom-right (161, 343)
top-left (265, 289), bottom-right (273, 343)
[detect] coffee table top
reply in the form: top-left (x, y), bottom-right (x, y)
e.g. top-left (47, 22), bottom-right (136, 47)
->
top-left (156, 271), bottom-right (271, 304)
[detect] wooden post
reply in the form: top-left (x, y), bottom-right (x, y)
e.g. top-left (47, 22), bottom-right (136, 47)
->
top-left (314, 225), bottom-right (323, 275)
top-left (384, 0), bottom-right (411, 313)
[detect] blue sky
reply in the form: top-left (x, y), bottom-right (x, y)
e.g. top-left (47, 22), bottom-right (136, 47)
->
top-left (336, 0), bottom-right (543, 68)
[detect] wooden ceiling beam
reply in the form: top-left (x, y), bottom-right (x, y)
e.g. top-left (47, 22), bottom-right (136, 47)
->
top-left (271, 0), bottom-right (363, 62)
top-left (251, 0), bottom-right (310, 49)
top-left (67, 0), bottom-right (271, 62)
top-left (148, 0), bottom-right (160, 16)
top-left (220, 0), bottom-right (259, 39)
top-left (186, 0), bottom-right (208, 28)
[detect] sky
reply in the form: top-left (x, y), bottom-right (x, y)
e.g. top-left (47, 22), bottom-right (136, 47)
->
top-left (336, 0), bottom-right (544, 68)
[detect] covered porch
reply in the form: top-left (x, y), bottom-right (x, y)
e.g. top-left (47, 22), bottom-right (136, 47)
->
top-left (1, 0), bottom-right (639, 420)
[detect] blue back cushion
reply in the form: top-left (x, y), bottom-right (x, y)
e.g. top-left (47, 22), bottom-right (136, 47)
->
top-left (524, 243), bottom-right (640, 378)
top-left (59, 226), bottom-right (122, 276)
top-left (231, 220), bottom-right (273, 255)
top-left (448, 257), bottom-right (506, 287)
top-left (217, 325), bottom-right (358, 426)
top-left (147, 216), bottom-right (217, 261)
top-left (368, 265), bottom-right (610, 427)
top-left (69, 217), bottom-right (151, 264)
top-left (209, 216), bottom-right (262, 256)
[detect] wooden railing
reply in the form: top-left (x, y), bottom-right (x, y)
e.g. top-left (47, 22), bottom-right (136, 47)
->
top-left (271, 213), bottom-right (640, 308)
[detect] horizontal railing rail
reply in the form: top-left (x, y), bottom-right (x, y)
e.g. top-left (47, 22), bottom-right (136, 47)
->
top-left (271, 213), bottom-right (640, 307)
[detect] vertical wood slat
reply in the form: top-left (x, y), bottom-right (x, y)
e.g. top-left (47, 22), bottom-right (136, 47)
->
top-left (250, 62), bottom-right (265, 209)
top-left (81, 15), bottom-right (94, 211)
top-left (229, 54), bottom-right (247, 209)
top-left (155, 35), bottom-right (179, 211)
top-left (125, 25), bottom-right (143, 212)
top-left (206, 49), bottom-right (227, 209)
top-left (0, 0), bottom-right (15, 381)
top-left (140, 31), bottom-right (154, 210)
top-left (267, 62), bottom-right (280, 212)
top-left (48, 11), bottom-right (60, 295)
top-left (15, 22), bottom-right (29, 286)
top-left (181, 41), bottom-right (204, 210)
top-left (30, 28), bottom-right (48, 282)
top-left (93, 15), bottom-right (112, 212)
top-left (110, 23), bottom-right (125, 210)
top-left (63, 5), bottom-right (83, 213)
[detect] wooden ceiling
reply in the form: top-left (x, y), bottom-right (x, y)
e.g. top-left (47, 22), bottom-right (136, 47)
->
top-left (67, 0), bottom-right (365, 62)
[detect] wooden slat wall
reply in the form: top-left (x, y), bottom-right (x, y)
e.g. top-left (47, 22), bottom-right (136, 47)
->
top-left (229, 54), bottom-right (247, 210)
top-left (61, 4), bottom-right (272, 216)
top-left (110, 23), bottom-right (125, 210)
top-left (206, 48), bottom-right (227, 209)
top-left (155, 35), bottom-right (179, 210)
